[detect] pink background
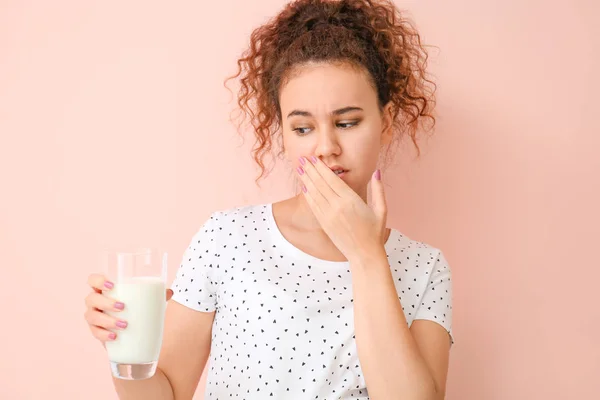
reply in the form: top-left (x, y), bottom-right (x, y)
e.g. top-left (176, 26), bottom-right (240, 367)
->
top-left (1, 1), bottom-right (599, 399)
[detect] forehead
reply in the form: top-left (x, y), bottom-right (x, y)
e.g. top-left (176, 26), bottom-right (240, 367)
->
top-left (279, 62), bottom-right (379, 113)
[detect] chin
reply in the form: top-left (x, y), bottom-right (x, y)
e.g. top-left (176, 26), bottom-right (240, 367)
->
top-left (345, 176), bottom-right (369, 195)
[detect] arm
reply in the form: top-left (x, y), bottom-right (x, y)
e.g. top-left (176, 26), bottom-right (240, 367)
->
top-left (292, 158), bottom-right (452, 398)
top-left (113, 301), bottom-right (215, 400)
top-left (350, 249), bottom-right (451, 400)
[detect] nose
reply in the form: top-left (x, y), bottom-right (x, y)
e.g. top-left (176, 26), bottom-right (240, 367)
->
top-left (313, 126), bottom-right (341, 159)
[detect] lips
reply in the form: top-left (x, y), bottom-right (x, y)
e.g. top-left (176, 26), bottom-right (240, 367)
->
top-left (328, 165), bottom-right (348, 176)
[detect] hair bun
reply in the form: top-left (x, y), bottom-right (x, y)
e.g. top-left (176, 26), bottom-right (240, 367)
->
top-left (227, 0), bottom-right (436, 182)
top-left (306, 18), bottom-right (331, 30)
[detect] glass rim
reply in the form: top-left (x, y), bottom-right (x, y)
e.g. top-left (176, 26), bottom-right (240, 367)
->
top-left (100, 247), bottom-right (168, 282)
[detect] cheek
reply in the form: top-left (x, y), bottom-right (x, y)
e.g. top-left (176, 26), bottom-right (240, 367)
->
top-left (349, 127), bottom-right (382, 160)
top-left (283, 135), bottom-right (311, 166)
top-left (355, 142), bottom-right (380, 171)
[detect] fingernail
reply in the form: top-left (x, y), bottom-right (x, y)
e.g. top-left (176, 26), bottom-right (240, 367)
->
top-left (302, 185), bottom-right (307, 193)
top-left (108, 332), bottom-right (117, 340)
top-left (116, 320), bottom-right (128, 329)
top-left (104, 281), bottom-right (114, 289)
top-left (311, 156), bottom-right (318, 164)
top-left (298, 157), bottom-right (306, 166)
top-left (297, 166), bottom-right (304, 175)
top-left (114, 302), bottom-right (125, 310)
top-left (374, 169), bottom-right (381, 181)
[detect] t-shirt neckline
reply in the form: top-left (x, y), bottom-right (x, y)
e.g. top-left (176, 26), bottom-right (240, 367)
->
top-left (265, 202), bottom-right (398, 268)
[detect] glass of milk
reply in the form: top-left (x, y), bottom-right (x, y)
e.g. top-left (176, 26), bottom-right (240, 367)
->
top-left (102, 248), bottom-right (168, 380)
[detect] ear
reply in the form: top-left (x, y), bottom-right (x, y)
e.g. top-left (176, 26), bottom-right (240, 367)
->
top-left (380, 102), bottom-right (394, 145)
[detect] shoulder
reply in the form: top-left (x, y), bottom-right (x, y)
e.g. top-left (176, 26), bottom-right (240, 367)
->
top-left (193, 203), bottom-right (271, 241)
top-left (205, 203), bottom-right (270, 228)
top-left (386, 228), bottom-right (451, 275)
top-left (386, 228), bottom-right (444, 258)
top-left (182, 203), bottom-right (270, 268)
top-left (210, 203), bottom-right (270, 221)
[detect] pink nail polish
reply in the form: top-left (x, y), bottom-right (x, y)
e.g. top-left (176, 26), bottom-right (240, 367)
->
top-left (311, 156), bottom-right (318, 164)
top-left (374, 169), bottom-right (381, 181)
top-left (299, 157), bottom-right (306, 166)
top-left (104, 281), bottom-right (114, 289)
top-left (302, 185), bottom-right (307, 193)
top-left (108, 332), bottom-right (117, 340)
top-left (116, 320), bottom-right (128, 329)
top-left (114, 302), bottom-right (125, 310)
top-left (297, 166), bottom-right (304, 175)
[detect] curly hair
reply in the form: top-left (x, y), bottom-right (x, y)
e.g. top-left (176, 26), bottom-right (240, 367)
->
top-left (225, 0), bottom-right (436, 182)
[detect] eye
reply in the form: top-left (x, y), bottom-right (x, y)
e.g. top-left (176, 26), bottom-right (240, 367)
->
top-left (293, 127), bottom-right (312, 136)
top-left (337, 121), bottom-right (359, 129)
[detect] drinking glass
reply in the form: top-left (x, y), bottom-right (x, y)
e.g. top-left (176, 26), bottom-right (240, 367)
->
top-left (102, 248), bottom-right (168, 380)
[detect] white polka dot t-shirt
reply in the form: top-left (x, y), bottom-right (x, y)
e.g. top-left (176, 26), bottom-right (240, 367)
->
top-left (171, 203), bottom-right (453, 400)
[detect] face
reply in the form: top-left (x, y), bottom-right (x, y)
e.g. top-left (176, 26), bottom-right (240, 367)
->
top-left (279, 62), bottom-right (392, 199)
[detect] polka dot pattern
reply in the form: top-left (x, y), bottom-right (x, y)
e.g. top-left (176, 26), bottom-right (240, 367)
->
top-left (171, 203), bottom-right (453, 399)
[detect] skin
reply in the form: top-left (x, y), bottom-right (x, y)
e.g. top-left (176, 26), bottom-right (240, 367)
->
top-left (83, 61), bottom-right (450, 400)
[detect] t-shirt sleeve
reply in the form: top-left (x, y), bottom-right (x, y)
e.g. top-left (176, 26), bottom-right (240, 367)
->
top-left (414, 250), bottom-right (454, 344)
top-left (170, 213), bottom-right (220, 312)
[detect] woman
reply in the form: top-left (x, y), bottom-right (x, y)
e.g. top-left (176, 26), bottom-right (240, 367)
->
top-left (84, 0), bottom-right (454, 398)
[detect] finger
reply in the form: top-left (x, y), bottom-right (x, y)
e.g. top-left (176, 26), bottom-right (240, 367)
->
top-left (370, 169), bottom-right (387, 221)
top-left (300, 157), bottom-right (337, 201)
top-left (88, 273), bottom-right (114, 293)
top-left (297, 162), bottom-right (327, 212)
top-left (89, 325), bottom-right (117, 342)
top-left (300, 180), bottom-right (324, 219)
top-left (308, 155), bottom-right (354, 197)
top-left (85, 309), bottom-right (128, 330)
top-left (85, 292), bottom-right (125, 312)
top-left (166, 289), bottom-right (174, 301)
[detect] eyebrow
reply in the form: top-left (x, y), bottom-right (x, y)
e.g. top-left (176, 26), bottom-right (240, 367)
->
top-left (286, 106), bottom-right (363, 119)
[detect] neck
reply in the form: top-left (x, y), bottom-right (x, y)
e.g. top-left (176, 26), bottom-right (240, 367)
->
top-left (289, 194), bottom-right (322, 232)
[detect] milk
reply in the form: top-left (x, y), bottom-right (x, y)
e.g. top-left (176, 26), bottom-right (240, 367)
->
top-left (104, 277), bottom-right (166, 364)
